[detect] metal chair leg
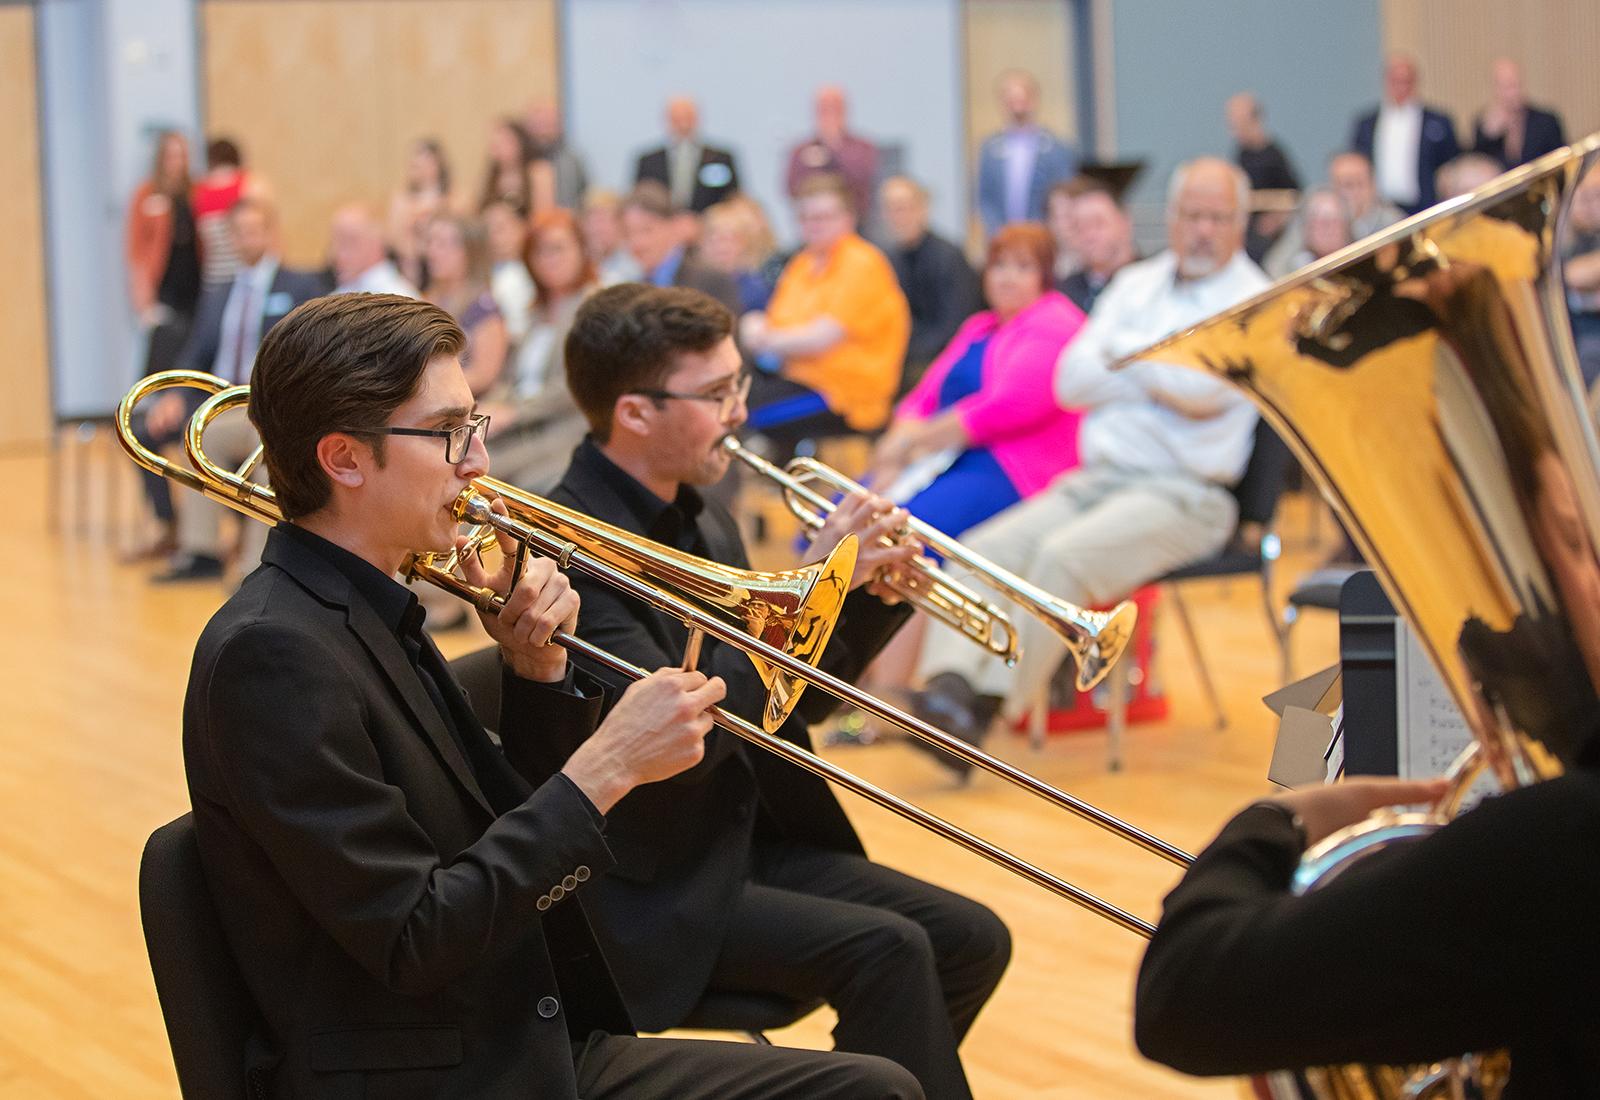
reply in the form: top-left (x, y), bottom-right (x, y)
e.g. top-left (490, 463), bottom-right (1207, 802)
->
top-left (1168, 585), bottom-right (1226, 730)
top-left (1104, 651), bottom-right (1131, 772)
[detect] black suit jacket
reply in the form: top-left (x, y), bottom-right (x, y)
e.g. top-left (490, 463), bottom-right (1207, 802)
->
top-left (635, 143), bottom-right (741, 213)
top-left (1472, 105), bottom-right (1567, 169)
top-left (1351, 104), bottom-right (1460, 214)
top-left (534, 440), bottom-right (912, 1029)
top-left (176, 262), bottom-right (329, 381)
top-left (183, 524), bottom-right (632, 1099)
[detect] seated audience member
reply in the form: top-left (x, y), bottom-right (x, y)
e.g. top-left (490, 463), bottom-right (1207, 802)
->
top-left (741, 175), bottom-right (911, 456)
top-left (525, 99), bottom-right (589, 211)
top-left (422, 214), bottom-right (507, 396)
top-left (330, 203), bottom-right (419, 296)
top-left (1472, 57), bottom-right (1567, 169)
top-left (484, 209), bottom-right (600, 493)
top-left (1264, 152), bottom-right (1402, 277)
top-left (1351, 52), bottom-right (1460, 216)
top-left (700, 195), bottom-right (782, 313)
top-left (1045, 177), bottom-right (1091, 287)
top-left (1437, 152), bottom-right (1503, 201)
top-left (1263, 188), bottom-right (1353, 279)
top-left (387, 137), bottom-right (458, 288)
top-left (621, 182), bottom-right (742, 316)
top-left (483, 198), bottom-right (535, 345)
top-left (911, 158), bottom-right (1266, 771)
top-left (140, 196), bottom-right (327, 584)
top-left (1225, 92), bottom-right (1300, 261)
top-left (1060, 185), bottom-right (1137, 315)
top-left (635, 96), bottom-right (742, 214)
top-left (193, 137), bottom-right (271, 290)
top-left (975, 69), bottom-right (1078, 239)
top-left (785, 85), bottom-right (881, 225)
top-left (880, 176), bottom-right (983, 391)
top-left (1564, 168), bottom-right (1600, 388)
top-left (479, 116), bottom-right (540, 214)
top-left (582, 188), bottom-right (641, 286)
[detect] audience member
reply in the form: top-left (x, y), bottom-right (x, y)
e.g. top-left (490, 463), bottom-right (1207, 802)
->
top-left (880, 176), bottom-right (982, 390)
top-left (1472, 58), bottom-right (1567, 169)
top-left (1225, 93), bottom-right (1300, 261)
top-left (483, 198), bottom-right (535, 344)
top-left (525, 99), bottom-right (589, 211)
top-left (635, 96), bottom-right (742, 214)
top-left (1264, 151), bottom-right (1402, 277)
top-left (1436, 152), bottom-right (1503, 201)
top-left (700, 195), bottom-right (782, 313)
top-left (742, 174), bottom-right (910, 455)
top-left (146, 196), bottom-right (327, 584)
top-left (422, 213), bottom-right (507, 396)
top-left (330, 202), bottom-right (419, 296)
top-left (582, 188), bottom-right (641, 285)
top-left (1563, 168), bottom-right (1600, 388)
top-left (1262, 187), bottom-right (1352, 280)
top-left (1059, 186), bottom-right (1137, 315)
top-left (125, 129), bottom-right (202, 558)
top-left (1045, 177), bottom-right (1092, 286)
top-left (1352, 53), bottom-right (1460, 215)
top-left (387, 137), bottom-right (458, 288)
top-left (483, 208), bottom-right (600, 493)
top-left (478, 117), bottom-right (539, 214)
top-left (785, 85), bottom-right (881, 225)
top-left (976, 70), bottom-right (1078, 238)
top-left (911, 158), bottom-right (1266, 773)
top-left (621, 181), bottom-right (742, 316)
top-left (192, 137), bottom-right (270, 289)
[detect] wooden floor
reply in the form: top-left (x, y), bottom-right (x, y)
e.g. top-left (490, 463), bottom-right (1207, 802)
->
top-left (0, 438), bottom-right (1345, 1098)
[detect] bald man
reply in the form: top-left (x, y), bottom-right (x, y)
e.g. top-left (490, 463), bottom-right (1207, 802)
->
top-left (1471, 58), bottom-right (1567, 170)
top-left (785, 85), bottom-right (880, 222)
top-left (329, 203), bottom-right (419, 296)
top-left (1351, 52), bottom-right (1460, 214)
top-left (634, 96), bottom-right (741, 213)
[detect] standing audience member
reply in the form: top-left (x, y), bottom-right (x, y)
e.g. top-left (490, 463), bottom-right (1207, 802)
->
top-left (525, 99), bottom-right (589, 211)
top-left (975, 70), bottom-right (1078, 239)
top-left (1472, 58), bottom-right (1567, 169)
top-left (146, 197), bottom-right (327, 584)
top-left (330, 203), bottom-right (419, 297)
top-left (635, 97), bottom-right (742, 214)
top-left (582, 188), bottom-right (641, 285)
top-left (700, 196), bottom-right (782, 314)
top-left (422, 214), bottom-right (507, 396)
top-left (484, 199), bottom-right (535, 345)
top-left (880, 176), bottom-right (982, 391)
top-left (192, 137), bottom-right (269, 290)
top-left (1225, 93), bottom-right (1300, 262)
top-left (125, 130), bottom-right (202, 558)
top-left (1352, 53), bottom-right (1460, 216)
top-left (912, 159), bottom-right (1266, 772)
top-left (387, 138), bottom-right (458, 289)
top-left (621, 182), bottom-right (742, 317)
top-left (1264, 152), bottom-right (1403, 277)
top-left (479, 117), bottom-right (539, 214)
top-left (785, 85), bottom-right (881, 226)
top-left (1060, 186), bottom-right (1137, 315)
top-left (1562, 168), bottom-right (1600, 388)
top-left (742, 175), bottom-right (910, 456)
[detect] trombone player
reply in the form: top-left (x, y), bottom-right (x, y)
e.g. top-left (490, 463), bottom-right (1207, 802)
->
top-left (532, 283), bottom-right (1012, 1100)
top-left (180, 292), bottom-right (924, 1098)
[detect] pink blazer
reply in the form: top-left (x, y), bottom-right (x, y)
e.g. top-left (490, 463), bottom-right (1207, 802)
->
top-left (896, 290), bottom-right (1086, 498)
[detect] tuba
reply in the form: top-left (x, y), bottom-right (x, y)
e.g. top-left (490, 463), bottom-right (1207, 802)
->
top-left (1128, 135), bottom-right (1600, 1098)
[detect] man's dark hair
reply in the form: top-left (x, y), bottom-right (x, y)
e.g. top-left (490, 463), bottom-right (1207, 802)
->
top-left (249, 293), bottom-right (464, 519)
top-left (622, 180), bottom-right (679, 221)
top-left (207, 137), bottom-right (242, 170)
top-left (564, 284), bottom-right (733, 443)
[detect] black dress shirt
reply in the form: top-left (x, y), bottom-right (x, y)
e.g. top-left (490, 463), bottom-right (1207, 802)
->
top-left (888, 231), bottom-right (984, 388)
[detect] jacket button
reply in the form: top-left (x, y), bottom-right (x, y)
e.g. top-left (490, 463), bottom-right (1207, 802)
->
top-left (561, 875), bottom-right (578, 891)
top-left (535, 895), bottom-right (552, 911)
top-left (537, 995), bottom-right (559, 1019)
top-left (549, 884), bottom-right (565, 901)
top-left (574, 865), bottom-right (591, 882)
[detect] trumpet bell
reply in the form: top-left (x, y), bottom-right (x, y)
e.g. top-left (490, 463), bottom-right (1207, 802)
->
top-left (1064, 600), bottom-right (1139, 693)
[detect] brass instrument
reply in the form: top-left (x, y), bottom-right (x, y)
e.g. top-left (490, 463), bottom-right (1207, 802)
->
top-left (118, 371), bottom-right (1191, 936)
top-left (1125, 133), bottom-right (1600, 1098)
top-left (722, 436), bottom-right (1138, 691)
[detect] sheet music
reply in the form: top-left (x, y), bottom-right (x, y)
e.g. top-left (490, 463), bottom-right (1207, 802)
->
top-left (1392, 620), bottom-right (1472, 779)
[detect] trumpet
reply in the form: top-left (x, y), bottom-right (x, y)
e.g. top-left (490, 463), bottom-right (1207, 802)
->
top-left (721, 436), bottom-right (1138, 691)
top-left (119, 371), bottom-right (1189, 936)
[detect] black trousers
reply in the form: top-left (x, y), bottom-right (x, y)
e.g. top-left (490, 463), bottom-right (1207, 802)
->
top-left (573, 1033), bottom-right (923, 1099)
top-left (705, 843), bottom-right (1011, 1100)
top-left (134, 314), bottom-right (194, 523)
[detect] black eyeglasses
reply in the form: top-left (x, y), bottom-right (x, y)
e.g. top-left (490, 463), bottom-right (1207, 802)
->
top-left (338, 414), bottom-right (491, 465)
top-left (629, 372), bottom-right (752, 422)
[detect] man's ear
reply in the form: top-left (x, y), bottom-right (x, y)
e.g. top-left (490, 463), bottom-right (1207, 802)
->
top-left (316, 432), bottom-right (369, 491)
top-left (611, 395), bottom-right (657, 439)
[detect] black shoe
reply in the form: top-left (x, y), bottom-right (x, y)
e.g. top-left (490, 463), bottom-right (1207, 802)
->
top-left (907, 673), bottom-right (990, 783)
top-left (151, 554), bottom-right (224, 584)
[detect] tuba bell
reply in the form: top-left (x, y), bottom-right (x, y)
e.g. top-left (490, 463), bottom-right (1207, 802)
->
top-left (1125, 134), bottom-right (1600, 1098)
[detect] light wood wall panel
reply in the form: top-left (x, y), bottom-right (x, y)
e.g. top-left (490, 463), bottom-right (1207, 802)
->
top-left (1383, 0), bottom-right (1600, 147)
top-left (202, 0), bottom-right (558, 267)
top-left (0, 5), bottom-right (51, 450)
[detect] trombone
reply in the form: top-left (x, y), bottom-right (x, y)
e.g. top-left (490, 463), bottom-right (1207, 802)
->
top-left (722, 436), bottom-right (1138, 692)
top-left (119, 371), bottom-right (1189, 937)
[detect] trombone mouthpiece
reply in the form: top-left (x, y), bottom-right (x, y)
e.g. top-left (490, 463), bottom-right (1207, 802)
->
top-left (456, 491), bottom-right (494, 524)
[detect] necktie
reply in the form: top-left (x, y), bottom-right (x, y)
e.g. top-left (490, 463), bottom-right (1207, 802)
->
top-left (231, 279), bottom-right (256, 383)
top-left (671, 143), bottom-right (696, 209)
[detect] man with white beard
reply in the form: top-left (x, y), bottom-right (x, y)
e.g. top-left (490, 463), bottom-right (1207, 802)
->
top-left (911, 158), bottom-right (1268, 770)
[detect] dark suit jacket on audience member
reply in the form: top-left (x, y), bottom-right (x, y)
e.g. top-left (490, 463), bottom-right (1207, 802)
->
top-left (175, 263), bottom-right (330, 380)
top-left (889, 231), bottom-right (985, 391)
top-left (534, 438), bottom-right (913, 1030)
top-left (183, 523), bottom-right (633, 1099)
top-left (1351, 105), bottom-right (1461, 214)
top-left (635, 145), bottom-right (742, 213)
top-left (672, 249), bottom-right (746, 319)
top-left (1472, 105), bottom-right (1567, 169)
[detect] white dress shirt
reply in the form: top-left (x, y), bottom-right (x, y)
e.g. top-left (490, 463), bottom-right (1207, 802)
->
top-left (213, 257), bottom-right (278, 383)
top-left (336, 260), bottom-right (420, 298)
top-left (1055, 249), bottom-right (1268, 484)
top-left (1374, 99), bottom-right (1424, 208)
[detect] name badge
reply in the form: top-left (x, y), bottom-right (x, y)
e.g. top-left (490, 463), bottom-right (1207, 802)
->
top-left (699, 162), bottom-right (733, 188)
top-left (265, 291), bottom-right (294, 315)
